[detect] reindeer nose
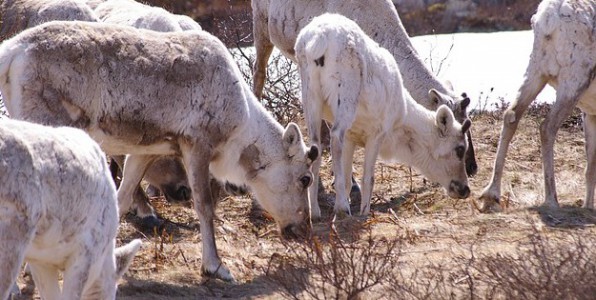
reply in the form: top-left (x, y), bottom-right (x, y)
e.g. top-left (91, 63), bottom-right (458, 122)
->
top-left (177, 186), bottom-right (191, 201)
top-left (450, 181), bottom-right (470, 199)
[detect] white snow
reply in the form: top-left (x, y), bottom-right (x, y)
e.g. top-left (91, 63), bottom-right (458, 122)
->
top-left (410, 30), bottom-right (556, 111)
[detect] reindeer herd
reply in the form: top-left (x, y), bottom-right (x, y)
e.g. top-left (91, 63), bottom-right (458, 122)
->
top-left (0, 0), bottom-right (593, 298)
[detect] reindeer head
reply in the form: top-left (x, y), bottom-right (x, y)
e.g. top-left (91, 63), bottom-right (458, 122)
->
top-left (240, 123), bottom-right (318, 239)
top-left (415, 104), bottom-right (471, 199)
top-left (430, 89), bottom-right (477, 177)
top-left (144, 156), bottom-right (191, 203)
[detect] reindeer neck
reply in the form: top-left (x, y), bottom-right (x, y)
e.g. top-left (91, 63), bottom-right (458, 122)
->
top-left (379, 94), bottom-right (436, 167)
top-left (210, 91), bottom-right (284, 185)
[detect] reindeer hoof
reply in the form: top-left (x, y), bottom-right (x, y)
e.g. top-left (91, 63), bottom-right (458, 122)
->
top-left (477, 197), bottom-right (502, 213)
top-left (140, 215), bottom-right (163, 231)
top-left (202, 264), bottom-right (235, 282)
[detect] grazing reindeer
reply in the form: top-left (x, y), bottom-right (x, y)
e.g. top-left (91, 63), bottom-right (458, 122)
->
top-left (0, 118), bottom-right (141, 300)
top-left (0, 21), bottom-right (317, 281)
top-left (252, 0), bottom-right (477, 178)
top-left (480, 0), bottom-right (596, 210)
top-left (296, 14), bottom-right (471, 216)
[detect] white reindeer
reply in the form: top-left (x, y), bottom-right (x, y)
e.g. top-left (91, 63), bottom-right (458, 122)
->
top-left (480, 0), bottom-right (596, 210)
top-left (296, 14), bottom-right (471, 216)
top-left (0, 0), bottom-right (196, 225)
top-left (252, 0), bottom-right (477, 177)
top-left (94, 0), bottom-right (201, 32)
top-left (0, 118), bottom-right (141, 300)
top-left (0, 21), bottom-right (318, 281)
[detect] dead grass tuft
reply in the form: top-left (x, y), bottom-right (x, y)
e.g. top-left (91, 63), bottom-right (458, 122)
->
top-left (265, 227), bottom-right (401, 300)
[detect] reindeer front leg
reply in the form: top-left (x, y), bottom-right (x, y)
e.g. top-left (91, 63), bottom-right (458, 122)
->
top-left (330, 123), bottom-right (351, 216)
top-left (28, 264), bottom-right (61, 300)
top-left (112, 155), bottom-right (159, 228)
top-left (360, 135), bottom-right (382, 215)
top-left (584, 114), bottom-right (596, 209)
top-left (181, 143), bottom-right (233, 282)
top-left (61, 253), bottom-right (93, 299)
top-left (480, 70), bottom-right (546, 212)
top-left (117, 155), bottom-right (157, 217)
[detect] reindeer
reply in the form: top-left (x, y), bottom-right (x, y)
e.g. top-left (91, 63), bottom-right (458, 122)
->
top-left (0, 21), bottom-right (317, 281)
top-left (480, 0), bottom-right (596, 210)
top-left (296, 13), bottom-right (471, 216)
top-left (0, 118), bottom-right (141, 300)
top-left (251, 0), bottom-right (477, 179)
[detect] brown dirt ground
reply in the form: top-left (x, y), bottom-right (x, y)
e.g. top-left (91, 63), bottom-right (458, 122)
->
top-left (13, 109), bottom-right (596, 299)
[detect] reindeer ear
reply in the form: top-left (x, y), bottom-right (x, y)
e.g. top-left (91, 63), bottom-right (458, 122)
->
top-left (283, 122), bottom-right (305, 156)
top-left (435, 105), bottom-right (455, 137)
top-left (115, 239), bottom-right (142, 279)
top-left (306, 145), bottom-right (319, 164)
top-left (460, 93), bottom-right (470, 111)
top-left (429, 89), bottom-right (444, 107)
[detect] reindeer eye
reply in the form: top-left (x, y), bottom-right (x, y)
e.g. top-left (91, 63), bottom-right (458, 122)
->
top-left (455, 145), bottom-right (465, 160)
top-left (300, 175), bottom-right (312, 188)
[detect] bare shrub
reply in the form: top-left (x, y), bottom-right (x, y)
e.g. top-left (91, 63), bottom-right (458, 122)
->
top-left (212, 10), bottom-right (301, 125)
top-left (384, 259), bottom-right (460, 300)
top-left (229, 47), bottom-right (302, 125)
top-left (264, 227), bottom-right (402, 300)
top-left (382, 224), bottom-right (596, 300)
top-left (449, 227), bottom-right (596, 300)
